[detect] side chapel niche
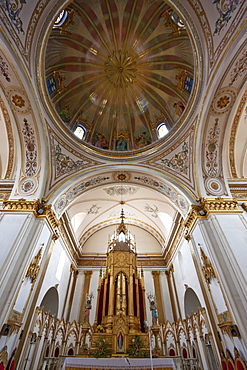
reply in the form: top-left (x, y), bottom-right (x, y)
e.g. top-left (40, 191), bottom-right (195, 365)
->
top-left (92, 210), bottom-right (148, 355)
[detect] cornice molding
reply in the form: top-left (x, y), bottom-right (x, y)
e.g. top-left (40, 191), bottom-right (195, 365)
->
top-left (2, 199), bottom-right (60, 237)
top-left (184, 198), bottom-right (242, 239)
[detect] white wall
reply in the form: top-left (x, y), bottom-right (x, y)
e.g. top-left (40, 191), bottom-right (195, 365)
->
top-left (37, 238), bottom-right (72, 319)
top-left (173, 237), bottom-right (205, 319)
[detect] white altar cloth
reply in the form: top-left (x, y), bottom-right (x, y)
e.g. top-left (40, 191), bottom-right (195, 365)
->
top-left (62, 357), bottom-right (176, 369)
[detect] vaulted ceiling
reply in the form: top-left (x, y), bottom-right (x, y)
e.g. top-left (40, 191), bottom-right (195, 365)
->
top-left (0, 0), bottom-right (246, 262)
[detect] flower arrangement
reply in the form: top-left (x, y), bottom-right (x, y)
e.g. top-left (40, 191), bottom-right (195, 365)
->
top-left (127, 335), bottom-right (146, 357)
top-left (92, 337), bottom-right (110, 358)
top-left (96, 324), bottom-right (105, 333)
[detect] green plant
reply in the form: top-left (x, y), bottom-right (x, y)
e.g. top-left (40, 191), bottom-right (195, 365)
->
top-left (92, 337), bottom-right (110, 358)
top-left (127, 335), bottom-right (146, 357)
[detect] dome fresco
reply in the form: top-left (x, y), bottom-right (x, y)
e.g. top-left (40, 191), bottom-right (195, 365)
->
top-left (45, 0), bottom-right (195, 153)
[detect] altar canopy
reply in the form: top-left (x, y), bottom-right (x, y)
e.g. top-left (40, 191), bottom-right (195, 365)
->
top-left (62, 357), bottom-right (177, 370)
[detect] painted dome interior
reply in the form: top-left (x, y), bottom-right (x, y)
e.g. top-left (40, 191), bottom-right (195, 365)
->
top-left (45, 0), bottom-right (195, 152)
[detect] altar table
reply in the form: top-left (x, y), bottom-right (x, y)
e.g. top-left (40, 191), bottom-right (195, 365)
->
top-left (62, 357), bottom-right (176, 370)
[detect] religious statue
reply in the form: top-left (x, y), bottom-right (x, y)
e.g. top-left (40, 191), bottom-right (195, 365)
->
top-left (150, 300), bottom-right (158, 325)
top-left (83, 293), bottom-right (93, 324)
top-left (147, 293), bottom-right (158, 326)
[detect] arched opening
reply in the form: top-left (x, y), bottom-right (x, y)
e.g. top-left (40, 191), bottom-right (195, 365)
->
top-left (54, 347), bottom-right (59, 357)
top-left (182, 347), bottom-right (188, 358)
top-left (39, 287), bottom-right (59, 316)
top-left (184, 288), bottom-right (202, 316)
top-left (169, 348), bottom-right (176, 356)
top-left (68, 348), bottom-right (74, 356)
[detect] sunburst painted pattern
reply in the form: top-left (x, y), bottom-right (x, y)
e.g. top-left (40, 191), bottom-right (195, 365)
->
top-left (45, 0), bottom-right (194, 151)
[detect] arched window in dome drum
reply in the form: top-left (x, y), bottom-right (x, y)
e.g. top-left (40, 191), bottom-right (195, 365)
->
top-left (74, 125), bottom-right (86, 140)
top-left (157, 123), bottom-right (169, 139)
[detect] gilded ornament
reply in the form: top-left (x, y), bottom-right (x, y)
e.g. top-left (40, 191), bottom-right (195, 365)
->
top-left (53, 70), bottom-right (65, 93)
top-left (105, 50), bottom-right (137, 88)
top-left (161, 9), bottom-right (184, 34)
top-left (2, 199), bottom-right (60, 236)
top-left (184, 198), bottom-right (241, 239)
top-left (0, 346), bottom-right (8, 367)
top-left (26, 247), bottom-right (43, 283)
top-left (200, 248), bottom-right (216, 284)
top-left (242, 203), bottom-right (247, 212)
top-left (217, 95), bottom-right (230, 109)
top-left (57, 8), bottom-right (76, 33)
top-left (12, 94), bottom-right (25, 108)
top-left (117, 173), bottom-right (127, 181)
top-left (202, 198), bottom-right (240, 212)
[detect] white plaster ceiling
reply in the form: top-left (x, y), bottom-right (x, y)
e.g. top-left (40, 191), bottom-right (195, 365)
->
top-left (66, 184), bottom-right (176, 254)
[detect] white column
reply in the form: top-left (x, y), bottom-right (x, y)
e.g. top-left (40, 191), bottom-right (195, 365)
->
top-left (197, 214), bottom-right (247, 351)
top-left (0, 212), bottom-right (51, 328)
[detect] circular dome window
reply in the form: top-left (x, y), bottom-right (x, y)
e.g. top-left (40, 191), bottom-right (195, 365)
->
top-left (44, 0), bottom-right (197, 154)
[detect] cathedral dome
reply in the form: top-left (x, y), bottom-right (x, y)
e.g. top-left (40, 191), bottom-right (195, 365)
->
top-left (44, 0), bottom-right (197, 156)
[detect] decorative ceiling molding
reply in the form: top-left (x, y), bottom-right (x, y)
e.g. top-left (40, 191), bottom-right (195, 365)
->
top-left (0, 97), bottom-right (15, 179)
top-left (183, 198), bottom-right (242, 240)
top-left (54, 170), bottom-right (190, 217)
top-left (0, 49), bottom-right (41, 197)
top-left (202, 41), bottom-right (247, 197)
top-left (103, 186), bottom-right (139, 196)
top-left (77, 256), bottom-right (167, 267)
top-left (47, 126), bottom-right (103, 190)
top-left (0, 0), bottom-right (50, 67)
top-left (188, 0), bottom-right (245, 75)
top-left (187, 0), bottom-right (213, 72)
top-left (228, 181), bottom-right (247, 200)
top-left (142, 121), bottom-right (196, 192)
top-left (229, 90), bottom-right (247, 178)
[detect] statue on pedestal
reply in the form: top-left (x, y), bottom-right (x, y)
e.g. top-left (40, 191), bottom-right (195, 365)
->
top-left (83, 293), bottom-right (93, 324)
top-left (147, 293), bottom-right (158, 326)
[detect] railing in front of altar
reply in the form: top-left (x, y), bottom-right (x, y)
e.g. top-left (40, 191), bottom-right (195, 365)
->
top-left (41, 356), bottom-right (200, 370)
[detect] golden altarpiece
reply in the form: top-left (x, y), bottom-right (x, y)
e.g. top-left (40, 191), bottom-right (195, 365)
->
top-left (88, 211), bottom-right (153, 357)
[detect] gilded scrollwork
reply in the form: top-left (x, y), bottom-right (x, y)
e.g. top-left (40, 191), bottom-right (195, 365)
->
top-left (2, 199), bottom-right (60, 238)
top-left (0, 346), bottom-right (8, 367)
top-left (184, 198), bottom-right (241, 240)
top-left (26, 247), bottom-right (43, 283)
top-left (242, 203), bottom-right (247, 212)
top-left (199, 248), bottom-right (216, 284)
